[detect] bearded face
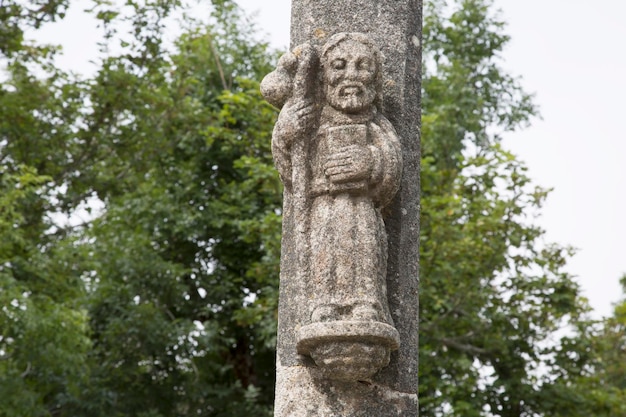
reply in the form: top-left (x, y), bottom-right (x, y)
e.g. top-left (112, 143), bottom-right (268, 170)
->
top-left (323, 40), bottom-right (378, 114)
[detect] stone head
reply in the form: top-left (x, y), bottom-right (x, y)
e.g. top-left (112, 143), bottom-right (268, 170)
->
top-left (321, 33), bottom-right (383, 114)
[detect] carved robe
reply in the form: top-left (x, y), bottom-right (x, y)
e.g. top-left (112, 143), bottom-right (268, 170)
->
top-left (305, 106), bottom-right (402, 325)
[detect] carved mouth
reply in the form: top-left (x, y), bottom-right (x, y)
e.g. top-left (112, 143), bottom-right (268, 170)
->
top-left (339, 84), bottom-right (363, 97)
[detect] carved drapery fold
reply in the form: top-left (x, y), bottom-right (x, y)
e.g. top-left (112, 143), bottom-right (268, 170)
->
top-left (261, 33), bottom-right (403, 381)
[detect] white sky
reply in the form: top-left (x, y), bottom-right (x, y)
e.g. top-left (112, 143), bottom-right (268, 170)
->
top-left (32, 0), bottom-right (626, 318)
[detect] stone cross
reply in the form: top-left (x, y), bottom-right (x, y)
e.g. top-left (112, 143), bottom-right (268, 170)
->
top-left (261, 1), bottom-right (421, 415)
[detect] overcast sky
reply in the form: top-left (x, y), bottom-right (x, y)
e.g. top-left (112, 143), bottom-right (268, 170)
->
top-left (34, 0), bottom-right (626, 318)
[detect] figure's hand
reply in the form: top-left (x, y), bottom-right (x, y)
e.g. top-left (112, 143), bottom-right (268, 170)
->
top-left (324, 145), bottom-right (373, 184)
top-left (273, 98), bottom-right (317, 146)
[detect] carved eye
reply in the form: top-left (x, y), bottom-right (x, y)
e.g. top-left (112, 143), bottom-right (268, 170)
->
top-left (331, 59), bottom-right (346, 70)
top-left (357, 58), bottom-right (372, 71)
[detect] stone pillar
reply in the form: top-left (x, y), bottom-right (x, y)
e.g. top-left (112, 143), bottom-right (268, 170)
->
top-left (262, 1), bottom-right (421, 415)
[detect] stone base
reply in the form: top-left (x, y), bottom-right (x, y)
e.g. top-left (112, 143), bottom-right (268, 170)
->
top-left (274, 364), bottom-right (418, 417)
top-left (296, 321), bottom-right (400, 381)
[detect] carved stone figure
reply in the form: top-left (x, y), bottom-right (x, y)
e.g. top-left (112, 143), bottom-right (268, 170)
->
top-left (261, 33), bottom-right (402, 382)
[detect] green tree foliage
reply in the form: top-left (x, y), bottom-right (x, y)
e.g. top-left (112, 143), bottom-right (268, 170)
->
top-left (2, 1), bottom-right (279, 415)
top-left (541, 277), bottom-right (626, 417)
top-left (1, 3), bottom-right (92, 414)
top-left (588, 278), bottom-right (626, 414)
top-left (1, 0), bottom-right (622, 416)
top-left (418, 1), bottom-right (604, 416)
top-left (596, 278), bottom-right (626, 399)
top-left (76, 10), bottom-right (281, 412)
top-left (0, 166), bottom-right (91, 417)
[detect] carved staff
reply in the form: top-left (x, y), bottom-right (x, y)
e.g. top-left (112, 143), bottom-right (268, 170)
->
top-left (287, 44), bottom-right (318, 291)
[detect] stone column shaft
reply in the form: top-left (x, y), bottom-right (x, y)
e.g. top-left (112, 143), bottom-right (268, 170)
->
top-left (273, 1), bottom-right (422, 415)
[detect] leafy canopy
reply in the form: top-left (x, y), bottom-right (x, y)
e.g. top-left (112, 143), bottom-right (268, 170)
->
top-left (1, 0), bottom-right (623, 416)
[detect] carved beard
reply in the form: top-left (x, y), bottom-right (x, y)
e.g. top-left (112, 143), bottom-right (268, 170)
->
top-left (326, 81), bottom-right (376, 114)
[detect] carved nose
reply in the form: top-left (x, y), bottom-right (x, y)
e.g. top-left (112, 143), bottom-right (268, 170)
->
top-left (345, 63), bottom-right (359, 79)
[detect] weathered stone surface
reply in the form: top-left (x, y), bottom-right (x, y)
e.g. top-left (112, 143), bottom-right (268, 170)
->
top-left (263, 31), bottom-right (403, 383)
top-left (263, 1), bottom-right (422, 415)
top-left (275, 366), bottom-right (418, 416)
top-left (297, 321), bottom-right (400, 381)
